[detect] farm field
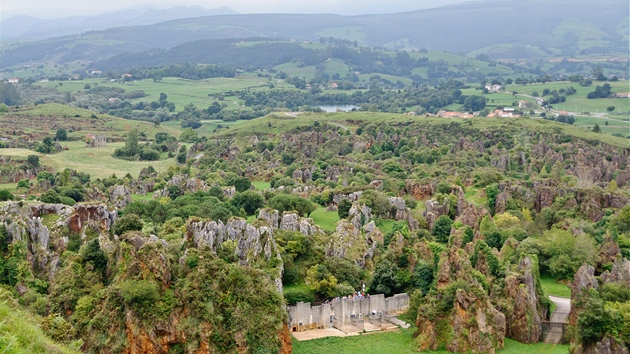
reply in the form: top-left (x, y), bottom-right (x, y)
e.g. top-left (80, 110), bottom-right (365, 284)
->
top-left (1, 140), bottom-right (175, 179)
top-left (37, 76), bottom-right (296, 113)
top-left (507, 81), bottom-right (629, 114)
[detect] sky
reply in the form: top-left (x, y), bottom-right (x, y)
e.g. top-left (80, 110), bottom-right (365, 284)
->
top-left (1, 0), bottom-right (476, 19)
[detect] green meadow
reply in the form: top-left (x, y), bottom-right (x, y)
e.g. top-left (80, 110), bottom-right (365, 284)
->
top-left (1, 140), bottom-right (176, 180)
top-left (292, 329), bottom-right (568, 354)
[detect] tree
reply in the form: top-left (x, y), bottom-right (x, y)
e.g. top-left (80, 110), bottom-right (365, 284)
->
top-left (230, 190), bottom-right (264, 215)
top-left (0, 189), bottom-right (13, 201)
top-left (593, 124), bottom-right (601, 133)
top-left (176, 145), bottom-right (187, 164)
top-left (27, 155), bottom-right (40, 167)
top-left (369, 260), bottom-right (400, 296)
top-left (464, 95), bottom-right (486, 111)
top-left (225, 176), bottom-right (251, 193)
top-left (606, 106), bottom-right (615, 113)
top-left (179, 128), bottom-right (198, 143)
top-left (338, 199), bottom-right (352, 219)
top-left (433, 215), bottom-right (453, 242)
top-left (125, 130), bottom-right (140, 156)
top-left (114, 214), bottom-right (144, 235)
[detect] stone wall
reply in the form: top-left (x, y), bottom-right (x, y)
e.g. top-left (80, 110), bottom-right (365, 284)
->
top-left (287, 293), bottom-right (409, 332)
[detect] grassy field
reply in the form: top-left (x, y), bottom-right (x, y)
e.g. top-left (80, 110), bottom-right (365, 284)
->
top-left (540, 274), bottom-right (571, 298)
top-left (507, 81), bottom-right (629, 114)
top-left (292, 328), bottom-right (568, 354)
top-left (310, 206), bottom-right (340, 233)
top-left (37, 76), bottom-right (296, 113)
top-left (212, 111), bottom-right (629, 149)
top-left (1, 141), bottom-right (175, 180)
top-left (252, 181), bottom-right (271, 190)
top-left (1, 103), bottom-right (180, 140)
top-left (0, 291), bottom-right (81, 354)
top-left (131, 193), bottom-right (154, 202)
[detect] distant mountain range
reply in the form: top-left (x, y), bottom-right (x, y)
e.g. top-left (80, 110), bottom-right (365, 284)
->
top-left (0, 0), bottom-right (627, 68)
top-left (0, 5), bottom-right (237, 41)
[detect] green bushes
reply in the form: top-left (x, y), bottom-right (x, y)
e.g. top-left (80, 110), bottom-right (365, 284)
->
top-left (119, 280), bottom-right (160, 319)
top-left (113, 214), bottom-right (144, 235)
top-left (433, 215), bottom-right (453, 242)
top-left (0, 189), bottom-right (12, 201)
top-left (284, 286), bottom-right (315, 305)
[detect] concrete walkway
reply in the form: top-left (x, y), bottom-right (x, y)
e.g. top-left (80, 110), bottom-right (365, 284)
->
top-left (543, 296), bottom-right (571, 344)
top-left (549, 296), bottom-right (571, 322)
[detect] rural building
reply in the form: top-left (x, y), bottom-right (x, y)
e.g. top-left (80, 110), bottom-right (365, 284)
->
top-left (614, 92), bottom-right (630, 98)
top-left (91, 70), bottom-right (102, 76)
top-left (437, 110), bottom-right (473, 118)
top-left (485, 84), bottom-right (502, 92)
top-left (85, 134), bottom-right (107, 147)
top-left (8, 78), bottom-right (19, 84)
top-left (487, 108), bottom-right (520, 118)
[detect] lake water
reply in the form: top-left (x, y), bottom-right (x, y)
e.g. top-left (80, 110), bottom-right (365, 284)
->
top-left (318, 105), bottom-right (359, 112)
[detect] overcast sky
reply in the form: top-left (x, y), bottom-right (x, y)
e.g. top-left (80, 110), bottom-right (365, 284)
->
top-left (1, 0), bottom-right (477, 19)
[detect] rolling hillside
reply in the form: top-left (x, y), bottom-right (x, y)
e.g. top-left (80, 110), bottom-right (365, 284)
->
top-left (1, 0), bottom-right (626, 68)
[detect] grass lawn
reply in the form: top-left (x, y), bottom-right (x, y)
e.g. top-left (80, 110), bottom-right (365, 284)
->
top-left (540, 273), bottom-right (571, 298)
top-left (252, 181), bottom-right (271, 191)
top-left (131, 193), bottom-right (154, 202)
top-left (0, 183), bottom-right (18, 191)
top-left (292, 328), bottom-right (568, 354)
top-left (310, 206), bottom-right (340, 233)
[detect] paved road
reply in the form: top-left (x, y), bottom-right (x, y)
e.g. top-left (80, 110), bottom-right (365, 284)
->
top-left (549, 296), bottom-right (571, 322)
top-left (543, 296), bottom-right (571, 344)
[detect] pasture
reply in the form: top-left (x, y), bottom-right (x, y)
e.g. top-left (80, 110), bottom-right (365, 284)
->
top-left (1, 140), bottom-right (175, 180)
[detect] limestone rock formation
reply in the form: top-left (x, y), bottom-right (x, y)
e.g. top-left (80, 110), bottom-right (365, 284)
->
top-left (502, 256), bottom-right (545, 343)
top-left (569, 264), bottom-right (598, 325)
top-left (571, 335), bottom-right (630, 354)
top-left (599, 257), bottom-right (630, 286)
top-left (325, 220), bottom-right (383, 267)
top-left (415, 248), bottom-right (506, 353)
top-left (110, 184), bottom-right (132, 209)
top-left (597, 236), bottom-right (621, 269)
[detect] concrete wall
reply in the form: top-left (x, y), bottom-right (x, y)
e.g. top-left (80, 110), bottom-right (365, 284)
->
top-left (288, 293), bottom-right (409, 332)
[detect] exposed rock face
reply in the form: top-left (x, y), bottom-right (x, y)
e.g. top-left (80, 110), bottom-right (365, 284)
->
top-left (534, 184), bottom-right (557, 212)
top-left (187, 218), bottom-right (278, 265)
top-left (571, 335), bottom-right (630, 354)
top-left (405, 180), bottom-right (435, 200)
top-left (153, 175), bottom-right (209, 198)
top-left (597, 236), bottom-right (621, 268)
top-left (110, 185), bottom-right (132, 209)
top-left (258, 208), bottom-right (280, 229)
top-left (325, 220), bottom-right (383, 267)
top-left (415, 249), bottom-right (505, 353)
top-left (423, 198), bottom-right (450, 230)
top-left (332, 191), bottom-right (363, 205)
top-left (455, 197), bottom-right (490, 231)
top-left (569, 264), bottom-right (598, 325)
top-left (503, 257), bottom-right (544, 343)
top-left (348, 203), bottom-right (372, 228)
top-left (0, 203), bottom-right (118, 282)
top-left (599, 258), bottom-right (630, 285)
